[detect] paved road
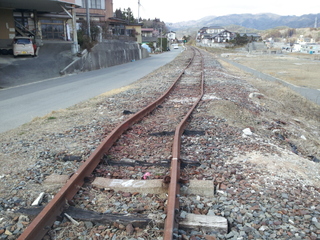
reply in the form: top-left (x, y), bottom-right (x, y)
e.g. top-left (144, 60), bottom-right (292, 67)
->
top-left (0, 48), bottom-right (183, 133)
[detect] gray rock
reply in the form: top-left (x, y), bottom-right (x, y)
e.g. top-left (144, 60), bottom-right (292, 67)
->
top-left (180, 211), bottom-right (187, 219)
top-left (197, 203), bottom-right (204, 209)
top-left (84, 221), bottom-right (93, 229)
top-left (314, 221), bottom-right (320, 229)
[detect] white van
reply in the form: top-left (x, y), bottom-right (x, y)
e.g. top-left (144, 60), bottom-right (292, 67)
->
top-left (13, 37), bottom-right (35, 57)
top-left (172, 43), bottom-right (179, 49)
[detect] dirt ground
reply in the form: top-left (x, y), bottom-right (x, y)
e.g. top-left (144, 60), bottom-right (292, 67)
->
top-left (221, 52), bottom-right (320, 89)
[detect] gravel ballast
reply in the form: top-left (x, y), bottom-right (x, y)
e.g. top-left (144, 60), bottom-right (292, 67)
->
top-left (0, 47), bottom-right (319, 240)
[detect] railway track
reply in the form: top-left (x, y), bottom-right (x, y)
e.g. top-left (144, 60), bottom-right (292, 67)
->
top-left (3, 45), bottom-right (320, 240)
top-left (17, 47), bottom-right (225, 239)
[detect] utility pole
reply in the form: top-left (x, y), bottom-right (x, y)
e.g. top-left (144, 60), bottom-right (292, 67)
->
top-left (86, 0), bottom-right (91, 40)
top-left (71, 5), bottom-right (78, 54)
top-left (160, 28), bottom-right (162, 52)
top-left (138, 0), bottom-right (140, 23)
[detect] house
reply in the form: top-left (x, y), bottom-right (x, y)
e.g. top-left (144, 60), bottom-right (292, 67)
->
top-left (107, 17), bottom-right (127, 36)
top-left (142, 28), bottom-right (154, 37)
top-left (141, 28), bottom-right (158, 43)
top-left (76, 0), bottom-right (113, 22)
top-left (141, 28), bottom-right (169, 51)
top-left (0, 0), bottom-right (123, 44)
top-left (211, 30), bottom-right (235, 43)
top-left (197, 26), bottom-right (224, 41)
top-left (167, 31), bottom-right (176, 42)
top-left (197, 26), bottom-right (233, 43)
top-left (297, 35), bottom-right (314, 44)
top-left (300, 43), bottom-right (320, 54)
top-left (0, 0), bottom-right (82, 51)
top-left (125, 23), bottom-right (142, 43)
top-left (197, 26), bottom-right (235, 44)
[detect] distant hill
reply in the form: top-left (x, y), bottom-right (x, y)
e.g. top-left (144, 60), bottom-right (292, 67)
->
top-left (169, 13), bottom-right (320, 32)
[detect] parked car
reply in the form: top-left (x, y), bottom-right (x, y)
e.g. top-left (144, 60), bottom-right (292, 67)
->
top-left (13, 36), bottom-right (36, 57)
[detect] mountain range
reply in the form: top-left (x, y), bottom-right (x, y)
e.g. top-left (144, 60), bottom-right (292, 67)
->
top-left (169, 13), bottom-right (320, 32)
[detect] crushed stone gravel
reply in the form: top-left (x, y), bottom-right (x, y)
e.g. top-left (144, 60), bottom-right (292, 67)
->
top-left (0, 47), bottom-right (319, 240)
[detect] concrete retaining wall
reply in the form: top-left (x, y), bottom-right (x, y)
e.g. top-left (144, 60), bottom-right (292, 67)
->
top-left (60, 40), bottom-right (149, 75)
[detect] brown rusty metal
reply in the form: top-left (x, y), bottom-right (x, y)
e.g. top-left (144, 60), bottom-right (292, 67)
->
top-left (164, 47), bottom-right (204, 240)
top-left (18, 56), bottom-right (194, 240)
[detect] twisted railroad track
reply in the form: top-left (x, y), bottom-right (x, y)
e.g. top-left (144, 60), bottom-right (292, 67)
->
top-left (17, 47), bottom-right (216, 240)
top-left (9, 44), bottom-right (320, 240)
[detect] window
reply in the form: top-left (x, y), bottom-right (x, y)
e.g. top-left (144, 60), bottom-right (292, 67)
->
top-left (14, 38), bottom-right (32, 44)
top-left (91, 0), bottom-right (102, 9)
top-left (82, 0), bottom-right (86, 8)
top-left (82, 0), bottom-right (102, 9)
top-left (40, 19), bottom-right (64, 39)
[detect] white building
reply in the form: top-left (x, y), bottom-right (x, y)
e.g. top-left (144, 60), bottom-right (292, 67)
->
top-left (300, 43), bottom-right (320, 54)
top-left (167, 31), bottom-right (176, 42)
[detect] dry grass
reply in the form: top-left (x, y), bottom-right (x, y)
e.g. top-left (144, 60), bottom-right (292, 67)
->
top-left (215, 56), bottom-right (320, 158)
top-left (202, 45), bottom-right (320, 89)
top-left (227, 53), bottom-right (320, 89)
top-left (217, 56), bottom-right (320, 119)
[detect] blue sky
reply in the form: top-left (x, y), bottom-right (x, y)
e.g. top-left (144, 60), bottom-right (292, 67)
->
top-left (113, 0), bottom-right (320, 23)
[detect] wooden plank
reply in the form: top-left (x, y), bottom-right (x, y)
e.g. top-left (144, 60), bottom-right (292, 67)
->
top-left (92, 178), bottom-right (215, 197)
top-left (181, 180), bottom-right (214, 197)
top-left (17, 206), bottom-right (152, 228)
top-left (92, 178), bottom-right (168, 195)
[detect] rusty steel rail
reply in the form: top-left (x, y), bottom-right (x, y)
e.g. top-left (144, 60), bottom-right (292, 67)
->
top-left (164, 47), bottom-right (204, 240)
top-left (18, 50), bottom-right (196, 240)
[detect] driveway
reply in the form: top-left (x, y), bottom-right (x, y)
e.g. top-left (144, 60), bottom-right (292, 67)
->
top-left (0, 40), bottom-right (75, 89)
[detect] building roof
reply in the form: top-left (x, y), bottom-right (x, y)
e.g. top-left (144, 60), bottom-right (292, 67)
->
top-left (141, 28), bottom-right (154, 32)
top-left (208, 26), bottom-right (224, 29)
top-left (108, 17), bottom-right (128, 24)
top-left (0, 0), bottom-right (81, 12)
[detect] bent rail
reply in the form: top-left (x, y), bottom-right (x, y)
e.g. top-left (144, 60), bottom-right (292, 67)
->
top-left (164, 47), bottom-right (204, 240)
top-left (18, 51), bottom-right (196, 240)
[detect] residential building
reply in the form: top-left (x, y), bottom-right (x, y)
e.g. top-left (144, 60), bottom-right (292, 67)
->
top-left (0, 0), bottom-right (119, 43)
top-left (141, 28), bottom-right (157, 43)
top-left (125, 24), bottom-right (142, 43)
top-left (0, 0), bottom-right (82, 50)
top-left (300, 43), bottom-right (320, 54)
top-left (297, 35), bottom-right (314, 44)
top-left (197, 26), bottom-right (227, 42)
top-left (211, 30), bottom-right (235, 43)
top-left (197, 26), bottom-right (235, 44)
top-left (76, 0), bottom-right (113, 22)
top-left (167, 31), bottom-right (176, 41)
top-left (197, 26), bottom-right (262, 47)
